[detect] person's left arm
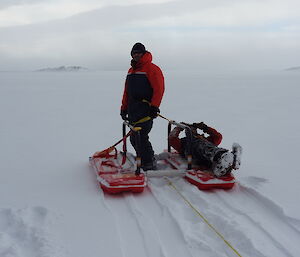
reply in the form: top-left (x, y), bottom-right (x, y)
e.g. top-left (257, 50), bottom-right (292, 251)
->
top-left (197, 122), bottom-right (222, 146)
top-left (147, 65), bottom-right (165, 108)
top-left (206, 127), bottom-right (222, 146)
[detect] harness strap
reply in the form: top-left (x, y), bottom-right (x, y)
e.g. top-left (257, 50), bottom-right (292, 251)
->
top-left (132, 116), bottom-right (151, 125)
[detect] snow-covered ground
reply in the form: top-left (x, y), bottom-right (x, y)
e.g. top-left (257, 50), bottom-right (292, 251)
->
top-left (0, 69), bottom-right (300, 257)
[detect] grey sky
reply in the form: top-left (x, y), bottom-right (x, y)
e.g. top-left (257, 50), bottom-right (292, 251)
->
top-left (0, 0), bottom-right (299, 70)
top-left (0, 0), bottom-right (47, 9)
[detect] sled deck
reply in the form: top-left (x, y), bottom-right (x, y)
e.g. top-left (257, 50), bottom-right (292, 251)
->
top-left (162, 151), bottom-right (236, 190)
top-left (89, 149), bottom-right (146, 194)
top-left (185, 171), bottom-right (235, 190)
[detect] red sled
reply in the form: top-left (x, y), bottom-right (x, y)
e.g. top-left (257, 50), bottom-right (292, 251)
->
top-left (163, 152), bottom-right (236, 190)
top-left (90, 119), bottom-right (237, 193)
top-left (185, 170), bottom-right (235, 190)
top-left (89, 147), bottom-right (146, 194)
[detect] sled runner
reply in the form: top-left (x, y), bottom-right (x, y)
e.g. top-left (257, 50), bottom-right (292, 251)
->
top-left (89, 149), bottom-right (146, 194)
top-left (159, 151), bottom-right (236, 190)
top-left (185, 171), bottom-right (235, 190)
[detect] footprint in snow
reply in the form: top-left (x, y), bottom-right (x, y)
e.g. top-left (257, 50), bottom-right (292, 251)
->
top-left (0, 206), bottom-right (63, 257)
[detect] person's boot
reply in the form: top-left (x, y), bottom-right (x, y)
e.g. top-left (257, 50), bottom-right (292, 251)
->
top-left (141, 162), bottom-right (154, 171)
top-left (212, 152), bottom-right (234, 177)
top-left (141, 157), bottom-right (157, 171)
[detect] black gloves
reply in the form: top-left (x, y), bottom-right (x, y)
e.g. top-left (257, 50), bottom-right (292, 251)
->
top-left (149, 106), bottom-right (160, 119)
top-left (193, 122), bottom-right (209, 132)
top-left (120, 109), bottom-right (128, 120)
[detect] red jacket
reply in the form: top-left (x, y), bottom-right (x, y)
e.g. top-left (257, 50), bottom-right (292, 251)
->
top-left (121, 52), bottom-right (164, 122)
top-left (169, 126), bottom-right (222, 153)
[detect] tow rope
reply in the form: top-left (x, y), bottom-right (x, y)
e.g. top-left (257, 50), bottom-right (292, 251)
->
top-left (165, 178), bottom-right (243, 257)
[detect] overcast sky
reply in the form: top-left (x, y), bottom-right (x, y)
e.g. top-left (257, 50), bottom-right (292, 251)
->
top-left (0, 0), bottom-right (299, 71)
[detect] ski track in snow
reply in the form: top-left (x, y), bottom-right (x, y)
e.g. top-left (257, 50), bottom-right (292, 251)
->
top-left (149, 178), bottom-right (237, 257)
top-left (96, 173), bottom-right (300, 257)
top-left (102, 191), bottom-right (150, 257)
top-left (287, 217), bottom-right (300, 234)
top-left (215, 183), bottom-right (300, 257)
top-left (102, 187), bottom-right (197, 257)
top-left (148, 176), bottom-right (300, 257)
top-left (96, 189), bottom-right (126, 257)
top-left (0, 207), bottom-right (64, 257)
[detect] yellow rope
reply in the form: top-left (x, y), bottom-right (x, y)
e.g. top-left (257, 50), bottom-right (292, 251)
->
top-left (132, 116), bottom-right (151, 125)
top-left (165, 178), bottom-right (243, 257)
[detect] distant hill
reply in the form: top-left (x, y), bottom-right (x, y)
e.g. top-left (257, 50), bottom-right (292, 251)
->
top-left (285, 66), bottom-right (300, 71)
top-left (35, 66), bottom-right (88, 72)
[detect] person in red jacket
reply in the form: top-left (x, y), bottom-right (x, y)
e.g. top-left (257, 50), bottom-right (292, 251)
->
top-left (169, 122), bottom-right (242, 177)
top-left (120, 43), bottom-right (165, 170)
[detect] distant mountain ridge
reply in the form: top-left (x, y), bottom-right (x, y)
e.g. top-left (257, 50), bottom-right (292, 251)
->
top-left (285, 66), bottom-right (300, 71)
top-left (35, 66), bottom-right (88, 72)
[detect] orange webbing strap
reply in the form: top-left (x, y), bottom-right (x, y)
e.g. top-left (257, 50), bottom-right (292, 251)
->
top-left (93, 146), bottom-right (117, 159)
top-left (113, 131), bottom-right (132, 148)
top-left (102, 159), bottom-right (118, 168)
top-left (93, 131), bottom-right (132, 160)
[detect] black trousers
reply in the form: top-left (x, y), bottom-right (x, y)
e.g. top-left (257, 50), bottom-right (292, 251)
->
top-left (130, 120), bottom-right (154, 165)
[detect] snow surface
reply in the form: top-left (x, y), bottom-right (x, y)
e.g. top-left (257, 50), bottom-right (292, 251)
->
top-left (0, 70), bottom-right (300, 257)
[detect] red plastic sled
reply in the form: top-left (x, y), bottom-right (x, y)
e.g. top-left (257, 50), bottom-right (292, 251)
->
top-left (185, 170), bottom-right (235, 190)
top-left (90, 147), bottom-right (235, 193)
top-left (164, 152), bottom-right (236, 190)
top-left (89, 148), bottom-right (146, 194)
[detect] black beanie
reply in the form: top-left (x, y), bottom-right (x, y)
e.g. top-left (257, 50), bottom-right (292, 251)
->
top-left (131, 43), bottom-right (146, 56)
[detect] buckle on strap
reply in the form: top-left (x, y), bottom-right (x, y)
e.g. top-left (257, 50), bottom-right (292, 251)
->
top-left (142, 99), bottom-right (151, 105)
